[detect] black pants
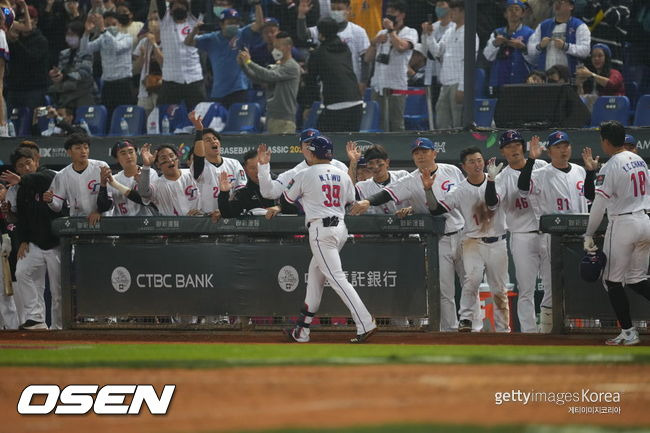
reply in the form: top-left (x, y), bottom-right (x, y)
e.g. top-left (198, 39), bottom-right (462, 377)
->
top-left (317, 104), bottom-right (363, 132)
top-left (102, 77), bottom-right (135, 118)
top-left (213, 90), bottom-right (247, 110)
top-left (158, 80), bottom-right (206, 111)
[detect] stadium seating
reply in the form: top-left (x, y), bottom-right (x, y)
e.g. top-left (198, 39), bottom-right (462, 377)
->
top-left (194, 102), bottom-right (229, 132)
top-left (303, 101), bottom-right (323, 130)
top-left (590, 96), bottom-right (630, 126)
top-left (404, 87), bottom-right (429, 131)
top-left (109, 105), bottom-right (146, 136)
top-left (475, 68), bottom-right (486, 98)
top-left (359, 100), bottom-right (382, 133)
top-left (75, 105), bottom-right (108, 136)
top-left (246, 89), bottom-right (267, 114)
top-left (633, 94), bottom-right (650, 126)
top-left (222, 103), bottom-right (263, 134)
top-left (474, 98), bottom-right (497, 127)
top-left (149, 103), bottom-right (192, 134)
top-left (625, 81), bottom-right (639, 111)
top-left (8, 107), bottom-right (31, 137)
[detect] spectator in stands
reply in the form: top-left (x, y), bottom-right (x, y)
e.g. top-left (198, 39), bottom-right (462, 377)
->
top-left (185, 6), bottom-right (263, 108)
top-left (526, 69), bottom-right (547, 83)
top-left (424, 0), bottom-right (478, 129)
top-left (251, 17), bottom-right (303, 67)
top-left (545, 63), bottom-right (570, 83)
top-left (523, 0), bottom-right (553, 29)
top-left (407, 43), bottom-right (427, 87)
top-left (89, 0), bottom-right (116, 16)
top-left (349, 0), bottom-right (382, 42)
top-left (483, 0), bottom-right (534, 89)
top-left (581, 0), bottom-right (632, 69)
top-left (266, 0), bottom-right (320, 49)
top-left (576, 43), bottom-right (624, 96)
top-left (151, 0), bottom-right (205, 110)
top-left (528, 0), bottom-right (591, 77)
top-left (217, 148), bottom-right (281, 218)
top-left (364, 0), bottom-right (418, 132)
top-left (297, 0), bottom-right (370, 92)
top-left (37, 106), bottom-right (84, 136)
top-left (420, 0), bottom-right (455, 104)
top-left (207, 0), bottom-right (236, 26)
top-left (6, 5), bottom-right (49, 110)
top-left (237, 32), bottom-right (300, 133)
top-left (40, 0), bottom-right (83, 67)
top-left (0, 7), bottom-right (12, 137)
top-left (47, 20), bottom-right (97, 110)
top-left (81, 11), bottom-right (135, 114)
top-left (304, 17), bottom-right (363, 132)
top-left (133, 16), bottom-right (163, 114)
top-left (117, 1), bottom-right (144, 46)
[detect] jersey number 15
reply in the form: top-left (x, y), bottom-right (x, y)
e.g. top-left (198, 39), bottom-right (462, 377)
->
top-left (322, 184), bottom-right (341, 207)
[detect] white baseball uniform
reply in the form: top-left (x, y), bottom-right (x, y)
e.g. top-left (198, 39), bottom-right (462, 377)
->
top-left (48, 159), bottom-right (110, 216)
top-left (522, 162), bottom-right (589, 310)
top-left (594, 151), bottom-right (650, 284)
top-left (384, 165), bottom-right (471, 331)
top-left (283, 163), bottom-right (375, 340)
top-left (140, 167), bottom-right (200, 216)
top-left (259, 158), bottom-right (348, 200)
top-left (192, 157), bottom-right (247, 213)
top-left (109, 168), bottom-right (159, 216)
top-left (439, 176), bottom-right (510, 332)
top-left (0, 186), bottom-right (25, 329)
top-left (355, 170), bottom-right (411, 215)
top-left (497, 160), bottom-right (549, 333)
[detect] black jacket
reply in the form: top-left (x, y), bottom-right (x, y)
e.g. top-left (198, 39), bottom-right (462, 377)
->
top-left (218, 177), bottom-right (278, 218)
top-left (304, 36), bottom-right (361, 106)
top-left (7, 29), bottom-right (50, 91)
top-left (15, 167), bottom-right (62, 250)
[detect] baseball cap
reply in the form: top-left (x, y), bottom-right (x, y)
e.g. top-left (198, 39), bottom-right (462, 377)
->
top-left (299, 128), bottom-right (320, 144)
top-left (547, 130), bottom-right (570, 147)
top-left (579, 250), bottom-right (607, 282)
top-left (624, 134), bottom-right (637, 147)
top-left (307, 135), bottom-right (334, 160)
top-left (219, 8), bottom-right (240, 21)
top-left (111, 140), bottom-right (136, 158)
top-left (410, 137), bottom-right (436, 152)
top-left (357, 156), bottom-right (367, 167)
top-left (499, 130), bottom-right (524, 148)
top-left (262, 17), bottom-right (279, 28)
top-left (506, 0), bottom-right (526, 8)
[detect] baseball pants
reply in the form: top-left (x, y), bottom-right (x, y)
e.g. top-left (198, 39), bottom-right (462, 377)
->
top-left (439, 232), bottom-right (466, 331)
top-left (16, 244), bottom-right (61, 330)
top-left (304, 221), bottom-right (375, 335)
top-left (603, 212), bottom-right (650, 285)
top-left (459, 237), bottom-right (510, 332)
top-left (510, 232), bottom-right (552, 333)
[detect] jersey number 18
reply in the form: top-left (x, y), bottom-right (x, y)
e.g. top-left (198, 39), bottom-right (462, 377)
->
top-left (631, 171), bottom-right (647, 197)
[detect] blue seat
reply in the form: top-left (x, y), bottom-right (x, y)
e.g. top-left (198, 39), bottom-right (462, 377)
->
top-left (363, 87), bottom-right (372, 101)
top-left (475, 68), bottom-right (486, 98)
top-left (75, 105), bottom-right (108, 136)
top-left (633, 94), bottom-right (650, 126)
top-left (625, 81), bottom-right (639, 110)
top-left (194, 102), bottom-right (228, 132)
top-left (109, 105), bottom-right (146, 136)
top-left (590, 96), bottom-right (630, 126)
top-left (404, 87), bottom-right (429, 131)
top-left (157, 103), bottom-right (191, 134)
top-left (246, 89), bottom-right (266, 114)
top-left (222, 103), bottom-right (263, 134)
top-left (359, 100), bottom-right (382, 133)
top-left (303, 101), bottom-right (323, 130)
top-left (474, 98), bottom-right (497, 127)
top-left (8, 107), bottom-right (31, 137)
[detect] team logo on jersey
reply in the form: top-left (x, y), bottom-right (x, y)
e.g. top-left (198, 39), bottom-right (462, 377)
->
top-left (184, 185), bottom-right (198, 200)
top-left (595, 175), bottom-right (605, 186)
top-left (577, 180), bottom-right (584, 193)
top-left (287, 179), bottom-right (295, 190)
top-left (87, 179), bottom-right (100, 194)
top-left (441, 180), bottom-right (454, 192)
top-left (111, 266), bottom-right (132, 293)
top-left (181, 25), bottom-right (191, 35)
top-left (277, 265), bottom-right (299, 292)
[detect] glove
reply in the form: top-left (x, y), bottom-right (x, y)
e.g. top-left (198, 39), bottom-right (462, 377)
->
top-left (1, 234), bottom-right (11, 256)
top-left (487, 160), bottom-right (504, 181)
top-left (583, 235), bottom-right (598, 253)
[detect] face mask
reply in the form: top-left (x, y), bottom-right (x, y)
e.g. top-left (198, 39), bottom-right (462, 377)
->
top-left (330, 10), bottom-right (347, 23)
top-left (171, 8), bottom-right (187, 20)
top-left (213, 6), bottom-right (226, 17)
top-left (106, 26), bottom-right (119, 35)
top-left (435, 7), bottom-right (449, 18)
top-left (117, 13), bottom-right (130, 25)
top-left (223, 24), bottom-right (239, 38)
top-left (65, 35), bottom-right (80, 48)
top-left (271, 48), bottom-right (283, 61)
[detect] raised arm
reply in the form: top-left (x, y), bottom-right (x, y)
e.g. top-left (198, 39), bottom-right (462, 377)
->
top-left (257, 143), bottom-right (287, 199)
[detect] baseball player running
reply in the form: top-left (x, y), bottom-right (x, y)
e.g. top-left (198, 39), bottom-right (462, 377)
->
top-left (282, 135), bottom-right (376, 344)
top-left (496, 130), bottom-right (548, 333)
top-left (424, 147), bottom-right (510, 333)
top-left (584, 121), bottom-right (650, 345)
top-left (517, 130), bottom-right (590, 332)
top-left (350, 138), bottom-right (472, 331)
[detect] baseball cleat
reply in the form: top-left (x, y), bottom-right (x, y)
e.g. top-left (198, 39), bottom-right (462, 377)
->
top-left (350, 326), bottom-right (377, 344)
top-left (606, 328), bottom-right (640, 346)
top-left (19, 320), bottom-right (48, 331)
top-left (283, 326), bottom-right (309, 343)
top-left (458, 319), bottom-right (472, 333)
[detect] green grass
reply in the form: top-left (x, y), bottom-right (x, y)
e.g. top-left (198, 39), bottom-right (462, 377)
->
top-left (224, 425), bottom-right (650, 433)
top-left (2, 343), bottom-right (650, 368)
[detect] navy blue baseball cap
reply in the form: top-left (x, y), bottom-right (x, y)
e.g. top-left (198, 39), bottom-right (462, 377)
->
top-left (219, 8), bottom-right (240, 21)
top-left (499, 130), bottom-right (524, 148)
top-left (547, 130), bottom-right (570, 147)
top-left (411, 137), bottom-right (435, 152)
top-left (299, 128), bottom-right (320, 144)
top-left (308, 135), bottom-right (334, 160)
top-left (262, 17), bottom-right (279, 28)
top-left (579, 250), bottom-right (607, 282)
top-left (624, 134), bottom-right (637, 147)
top-left (357, 156), bottom-right (367, 167)
top-left (506, 0), bottom-right (526, 8)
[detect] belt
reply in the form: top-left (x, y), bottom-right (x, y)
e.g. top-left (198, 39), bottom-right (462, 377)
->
top-left (307, 216), bottom-right (339, 229)
top-left (443, 230), bottom-right (459, 236)
top-left (480, 234), bottom-right (507, 244)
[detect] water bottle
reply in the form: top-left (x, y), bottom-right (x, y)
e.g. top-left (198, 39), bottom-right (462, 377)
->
top-left (161, 115), bottom-right (170, 135)
top-left (8, 122), bottom-right (15, 137)
top-left (120, 117), bottom-right (129, 135)
top-left (80, 119), bottom-right (92, 136)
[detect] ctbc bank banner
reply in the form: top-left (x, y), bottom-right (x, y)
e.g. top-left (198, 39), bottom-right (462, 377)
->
top-left (73, 239), bottom-right (427, 317)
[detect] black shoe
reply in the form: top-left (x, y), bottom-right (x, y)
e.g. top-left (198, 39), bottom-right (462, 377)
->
top-left (458, 319), bottom-right (472, 333)
top-left (350, 326), bottom-right (377, 344)
top-left (19, 320), bottom-right (48, 330)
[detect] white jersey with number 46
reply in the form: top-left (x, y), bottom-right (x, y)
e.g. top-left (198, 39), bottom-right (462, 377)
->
top-left (283, 163), bottom-right (354, 221)
top-left (497, 159), bottom-right (548, 232)
top-left (524, 163), bottom-right (588, 218)
top-left (595, 150), bottom-right (649, 214)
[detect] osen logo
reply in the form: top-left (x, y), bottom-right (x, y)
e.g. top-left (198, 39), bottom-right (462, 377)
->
top-left (278, 266), bottom-right (299, 292)
top-left (111, 266), bottom-right (131, 293)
